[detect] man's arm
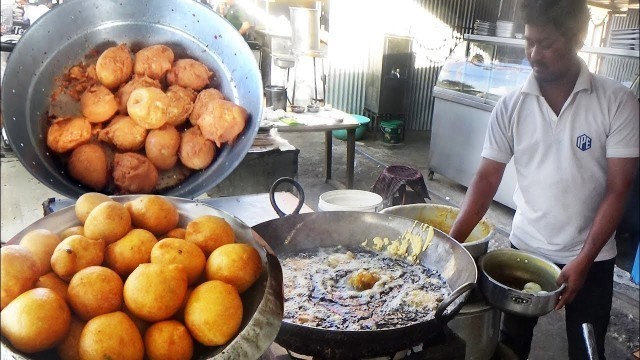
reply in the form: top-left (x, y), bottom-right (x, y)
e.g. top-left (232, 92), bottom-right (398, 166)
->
top-left (449, 158), bottom-right (507, 243)
top-left (238, 21), bottom-right (251, 36)
top-left (555, 157), bottom-right (639, 309)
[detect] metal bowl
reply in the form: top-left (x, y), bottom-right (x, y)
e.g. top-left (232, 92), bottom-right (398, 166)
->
top-left (478, 249), bottom-right (564, 317)
top-left (1, 195), bottom-right (284, 359)
top-left (381, 204), bottom-right (495, 260)
top-left (306, 104), bottom-right (320, 113)
top-left (0, 0), bottom-right (263, 200)
top-left (290, 105), bottom-right (305, 113)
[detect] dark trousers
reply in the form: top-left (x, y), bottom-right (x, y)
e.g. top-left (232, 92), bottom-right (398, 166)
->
top-left (499, 256), bottom-right (615, 360)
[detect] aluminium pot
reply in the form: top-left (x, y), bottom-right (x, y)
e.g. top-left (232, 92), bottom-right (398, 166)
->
top-left (448, 290), bottom-right (501, 360)
top-left (381, 203), bottom-right (495, 260)
top-left (252, 179), bottom-right (477, 359)
top-left (478, 249), bottom-right (565, 317)
top-left (1, 195), bottom-right (284, 359)
top-left (0, 0), bottom-right (262, 200)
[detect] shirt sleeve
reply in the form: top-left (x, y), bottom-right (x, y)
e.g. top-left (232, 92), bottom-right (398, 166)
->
top-left (606, 88), bottom-right (639, 158)
top-left (481, 94), bottom-right (515, 164)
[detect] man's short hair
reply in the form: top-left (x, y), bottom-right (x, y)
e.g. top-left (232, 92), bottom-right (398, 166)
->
top-left (519, 0), bottom-right (590, 41)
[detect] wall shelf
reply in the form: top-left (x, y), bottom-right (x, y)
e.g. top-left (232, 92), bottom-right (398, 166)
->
top-left (464, 34), bottom-right (640, 58)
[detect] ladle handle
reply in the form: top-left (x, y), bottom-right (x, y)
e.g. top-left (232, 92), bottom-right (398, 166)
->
top-left (435, 282), bottom-right (476, 324)
top-left (269, 177), bottom-right (306, 217)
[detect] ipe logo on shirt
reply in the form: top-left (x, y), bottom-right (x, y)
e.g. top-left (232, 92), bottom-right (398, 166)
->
top-left (576, 134), bottom-right (592, 151)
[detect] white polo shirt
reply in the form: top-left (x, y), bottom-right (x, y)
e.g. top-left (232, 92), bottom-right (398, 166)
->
top-left (482, 59), bottom-right (639, 264)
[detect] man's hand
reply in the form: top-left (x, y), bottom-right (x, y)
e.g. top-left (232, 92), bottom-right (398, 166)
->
top-left (555, 257), bottom-right (591, 310)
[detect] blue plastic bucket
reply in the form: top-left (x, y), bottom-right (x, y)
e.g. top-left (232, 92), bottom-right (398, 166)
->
top-left (332, 115), bottom-right (370, 141)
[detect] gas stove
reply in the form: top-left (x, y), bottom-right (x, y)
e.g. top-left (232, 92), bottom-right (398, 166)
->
top-left (260, 327), bottom-right (466, 360)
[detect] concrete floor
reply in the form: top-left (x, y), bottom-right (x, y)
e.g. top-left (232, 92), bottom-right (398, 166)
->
top-left (1, 129), bottom-right (638, 359)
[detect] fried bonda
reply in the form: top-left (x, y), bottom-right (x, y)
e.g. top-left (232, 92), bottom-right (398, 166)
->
top-left (80, 84), bottom-right (119, 123)
top-left (67, 143), bottom-right (109, 191)
top-left (197, 99), bottom-right (248, 147)
top-left (145, 125), bottom-right (181, 171)
top-left (127, 87), bottom-right (170, 130)
top-left (98, 115), bottom-right (147, 152)
top-left (167, 59), bottom-right (212, 91)
top-left (96, 44), bottom-right (133, 90)
top-left (134, 44), bottom-right (174, 80)
top-left (116, 75), bottom-right (162, 115)
top-left (112, 152), bottom-right (159, 194)
top-left (166, 85), bottom-right (197, 127)
top-left (178, 126), bottom-right (215, 170)
top-left (189, 88), bottom-right (225, 126)
top-left (46, 117), bottom-right (92, 153)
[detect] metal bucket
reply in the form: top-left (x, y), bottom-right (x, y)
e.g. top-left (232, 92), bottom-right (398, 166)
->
top-left (265, 85), bottom-right (287, 111)
top-left (381, 203), bottom-right (495, 260)
top-left (289, 7), bottom-right (320, 54)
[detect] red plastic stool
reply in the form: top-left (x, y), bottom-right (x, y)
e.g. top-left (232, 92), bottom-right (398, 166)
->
top-left (371, 165), bottom-right (430, 207)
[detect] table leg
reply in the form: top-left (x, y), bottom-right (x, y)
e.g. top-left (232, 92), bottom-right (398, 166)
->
top-left (325, 130), bottom-right (332, 182)
top-left (346, 128), bottom-right (355, 189)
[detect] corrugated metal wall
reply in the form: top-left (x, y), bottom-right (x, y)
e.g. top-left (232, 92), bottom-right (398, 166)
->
top-left (404, 0), bottom-right (477, 130)
top-left (326, 0), bottom-right (490, 130)
top-left (599, 9), bottom-right (639, 88)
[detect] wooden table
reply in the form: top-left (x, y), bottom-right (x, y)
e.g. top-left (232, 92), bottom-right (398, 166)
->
top-left (263, 109), bottom-right (359, 189)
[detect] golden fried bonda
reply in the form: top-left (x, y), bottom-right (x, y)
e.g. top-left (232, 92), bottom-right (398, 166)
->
top-left (127, 87), bottom-right (170, 130)
top-left (46, 117), bottom-right (92, 154)
top-left (80, 84), bottom-right (119, 123)
top-left (50, 235), bottom-right (105, 282)
top-left (56, 316), bottom-right (85, 360)
top-left (19, 229), bottom-right (61, 277)
top-left (189, 88), bottom-right (225, 126)
top-left (67, 143), bottom-right (109, 191)
top-left (198, 99), bottom-right (248, 147)
top-left (83, 201), bottom-right (132, 245)
top-left (123, 263), bottom-right (188, 322)
top-left (0, 288), bottom-right (71, 354)
top-left (167, 59), bottom-right (213, 91)
top-left (124, 195), bottom-right (180, 235)
top-left (178, 126), bottom-right (215, 170)
top-left (166, 85), bottom-right (197, 126)
top-left (67, 266), bottom-right (124, 321)
top-left (104, 228), bottom-right (158, 277)
top-left (133, 44), bottom-right (174, 80)
top-left (144, 320), bottom-right (193, 360)
top-left (96, 43), bottom-right (133, 90)
top-left (78, 311), bottom-right (144, 360)
top-left (0, 245), bottom-right (39, 310)
top-left (98, 115), bottom-right (148, 151)
top-left (206, 243), bottom-right (263, 293)
top-left (145, 125), bottom-right (181, 171)
top-left (112, 152), bottom-right (159, 194)
top-left (116, 75), bottom-right (162, 115)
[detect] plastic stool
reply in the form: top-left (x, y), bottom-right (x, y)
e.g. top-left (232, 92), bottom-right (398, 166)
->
top-left (371, 165), bottom-right (430, 207)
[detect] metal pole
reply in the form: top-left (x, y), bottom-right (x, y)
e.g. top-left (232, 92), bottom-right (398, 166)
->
top-left (582, 323), bottom-right (600, 360)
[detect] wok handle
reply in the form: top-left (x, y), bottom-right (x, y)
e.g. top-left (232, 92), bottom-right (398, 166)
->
top-left (435, 282), bottom-right (476, 324)
top-left (269, 177), bottom-right (306, 217)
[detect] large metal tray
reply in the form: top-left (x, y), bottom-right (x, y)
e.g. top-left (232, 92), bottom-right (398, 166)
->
top-left (0, 0), bottom-right (263, 199)
top-left (2, 195), bottom-right (283, 359)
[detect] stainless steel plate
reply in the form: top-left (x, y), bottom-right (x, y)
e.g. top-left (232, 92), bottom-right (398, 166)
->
top-left (2, 195), bottom-right (283, 359)
top-left (1, 0), bottom-right (263, 199)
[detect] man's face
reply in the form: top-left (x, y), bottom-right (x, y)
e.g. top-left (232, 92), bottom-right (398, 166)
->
top-left (524, 24), bottom-right (579, 83)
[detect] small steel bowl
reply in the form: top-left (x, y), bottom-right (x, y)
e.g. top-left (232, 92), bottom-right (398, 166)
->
top-left (290, 105), bottom-right (305, 113)
top-left (479, 249), bottom-right (564, 317)
top-left (306, 104), bottom-right (320, 113)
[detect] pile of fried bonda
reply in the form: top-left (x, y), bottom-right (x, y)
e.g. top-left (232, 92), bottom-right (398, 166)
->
top-left (0, 193), bottom-right (264, 360)
top-left (46, 43), bottom-right (249, 194)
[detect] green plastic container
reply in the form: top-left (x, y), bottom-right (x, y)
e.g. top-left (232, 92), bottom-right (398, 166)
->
top-left (332, 115), bottom-right (370, 141)
top-left (380, 120), bottom-right (404, 144)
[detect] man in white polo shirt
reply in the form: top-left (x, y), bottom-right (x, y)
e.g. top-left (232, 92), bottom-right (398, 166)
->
top-left (449, 0), bottom-right (639, 359)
